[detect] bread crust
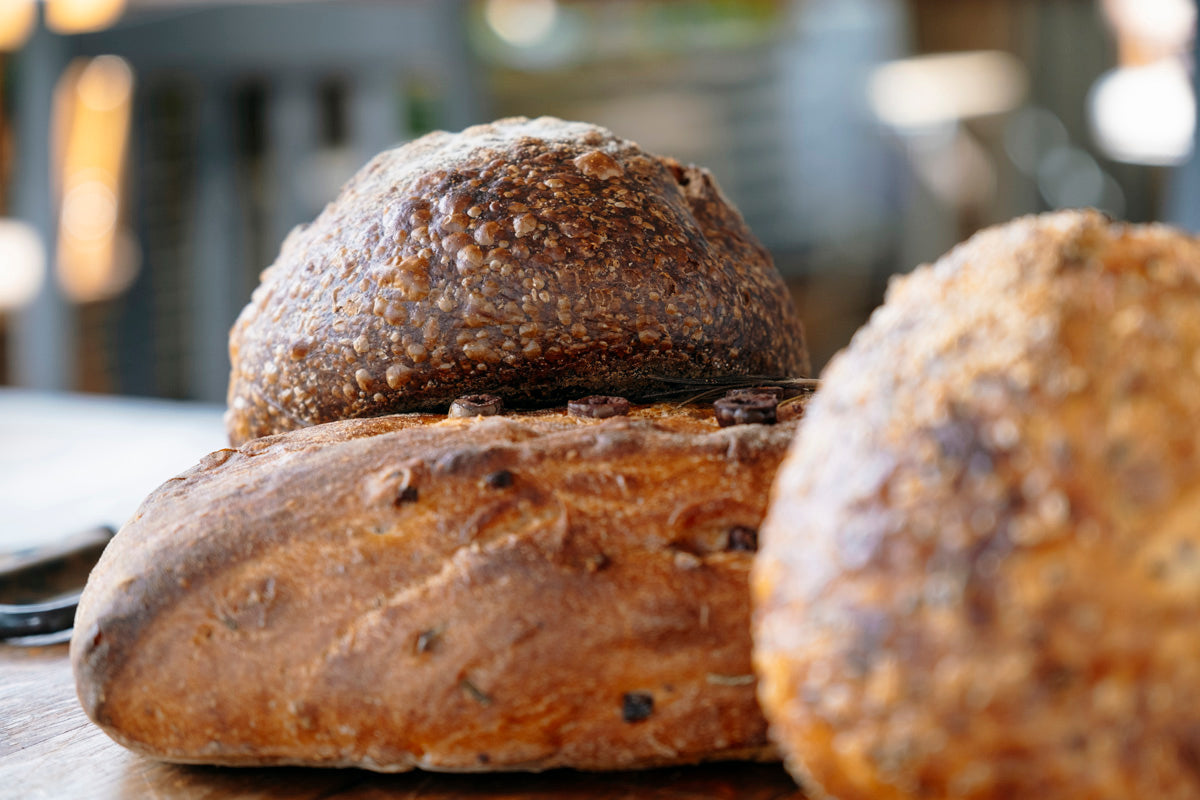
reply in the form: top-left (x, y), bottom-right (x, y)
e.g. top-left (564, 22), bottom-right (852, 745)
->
top-left (754, 210), bottom-right (1200, 799)
top-left (73, 404), bottom-right (798, 771)
top-left (225, 116), bottom-right (808, 444)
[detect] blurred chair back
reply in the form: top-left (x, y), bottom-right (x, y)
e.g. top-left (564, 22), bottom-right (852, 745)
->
top-left (12, 1), bottom-right (483, 402)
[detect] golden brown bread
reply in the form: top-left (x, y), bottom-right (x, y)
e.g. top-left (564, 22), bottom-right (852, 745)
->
top-left (226, 116), bottom-right (808, 444)
top-left (754, 210), bottom-right (1200, 799)
top-left (73, 403), bottom-right (801, 771)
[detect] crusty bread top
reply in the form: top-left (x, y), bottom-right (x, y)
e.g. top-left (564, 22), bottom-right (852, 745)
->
top-left (226, 117), bottom-right (809, 444)
top-left (754, 210), bottom-right (1200, 799)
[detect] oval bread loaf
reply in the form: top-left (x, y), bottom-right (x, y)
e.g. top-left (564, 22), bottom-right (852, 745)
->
top-left (74, 403), bottom-right (799, 772)
top-left (754, 210), bottom-right (1200, 799)
top-left (226, 116), bottom-right (808, 444)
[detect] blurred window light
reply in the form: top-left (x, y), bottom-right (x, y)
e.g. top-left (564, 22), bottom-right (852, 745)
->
top-left (1038, 147), bottom-right (1102, 205)
top-left (1088, 60), bottom-right (1195, 165)
top-left (868, 51), bottom-right (1028, 131)
top-left (0, 219), bottom-right (46, 312)
top-left (1003, 107), bottom-right (1069, 177)
top-left (485, 0), bottom-right (558, 47)
top-left (77, 52), bottom-right (134, 111)
top-left (1103, 0), bottom-right (1196, 59)
top-left (54, 54), bottom-right (137, 302)
top-left (1037, 145), bottom-right (1126, 218)
top-left (908, 125), bottom-right (997, 210)
top-left (46, 0), bottom-right (125, 34)
top-left (0, 0), bottom-right (34, 52)
top-left (61, 178), bottom-right (117, 241)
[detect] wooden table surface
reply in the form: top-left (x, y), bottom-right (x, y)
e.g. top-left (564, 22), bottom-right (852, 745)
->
top-left (0, 641), bottom-right (806, 800)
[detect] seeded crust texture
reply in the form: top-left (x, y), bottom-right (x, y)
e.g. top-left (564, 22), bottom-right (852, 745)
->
top-left (226, 116), bottom-right (809, 444)
top-left (73, 403), bottom-right (801, 772)
top-left (753, 210), bottom-right (1200, 799)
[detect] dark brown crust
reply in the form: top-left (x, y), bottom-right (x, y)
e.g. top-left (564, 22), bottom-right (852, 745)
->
top-left (73, 403), bottom-right (800, 772)
top-left (754, 210), bottom-right (1200, 799)
top-left (226, 117), bottom-right (808, 444)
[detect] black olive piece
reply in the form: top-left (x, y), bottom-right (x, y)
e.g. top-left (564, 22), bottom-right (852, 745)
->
top-left (622, 691), bottom-right (654, 723)
top-left (415, 628), bottom-right (439, 653)
top-left (727, 526), bottom-right (758, 552)
top-left (568, 395), bottom-right (630, 419)
top-left (714, 393), bottom-right (778, 427)
top-left (449, 394), bottom-right (503, 418)
top-left (395, 485), bottom-right (419, 505)
top-left (460, 679), bottom-right (493, 706)
top-left (725, 386), bottom-right (784, 400)
top-left (484, 469), bottom-right (514, 489)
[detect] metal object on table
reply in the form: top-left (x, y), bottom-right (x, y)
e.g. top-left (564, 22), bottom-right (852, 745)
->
top-left (0, 594), bottom-right (83, 639)
top-left (0, 525), bottom-right (114, 639)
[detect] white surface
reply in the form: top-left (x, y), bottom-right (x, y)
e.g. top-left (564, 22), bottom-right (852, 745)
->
top-left (1089, 61), bottom-right (1196, 166)
top-left (0, 389), bottom-right (227, 553)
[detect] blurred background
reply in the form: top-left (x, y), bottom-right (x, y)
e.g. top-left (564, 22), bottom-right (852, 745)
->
top-left (0, 0), bottom-right (1197, 400)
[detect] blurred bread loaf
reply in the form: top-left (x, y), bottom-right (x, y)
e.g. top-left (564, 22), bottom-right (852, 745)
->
top-left (73, 404), bottom-right (799, 772)
top-left (226, 116), bottom-right (808, 444)
top-left (754, 210), bottom-right (1200, 799)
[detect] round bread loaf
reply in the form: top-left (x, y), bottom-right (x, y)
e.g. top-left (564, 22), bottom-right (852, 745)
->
top-left (226, 116), bottom-right (809, 444)
top-left (754, 211), bottom-right (1200, 799)
top-left (74, 402), bottom-right (802, 772)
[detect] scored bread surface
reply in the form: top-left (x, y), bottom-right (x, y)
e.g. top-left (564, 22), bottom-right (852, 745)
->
top-left (74, 404), bottom-right (798, 772)
top-left (226, 116), bottom-right (808, 444)
top-left (754, 210), bottom-right (1200, 799)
